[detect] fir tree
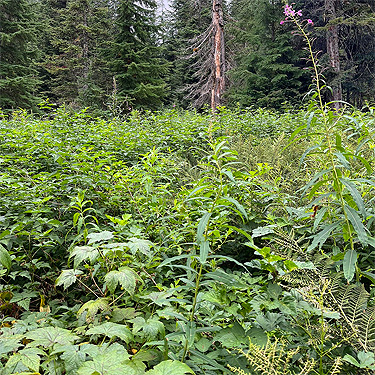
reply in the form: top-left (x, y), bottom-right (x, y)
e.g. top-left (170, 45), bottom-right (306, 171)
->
top-left (45, 0), bottom-right (112, 110)
top-left (0, 0), bottom-right (41, 111)
top-left (228, 0), bottom-right (309, 109)
top-left (108, 0), bottom-right (169, 110)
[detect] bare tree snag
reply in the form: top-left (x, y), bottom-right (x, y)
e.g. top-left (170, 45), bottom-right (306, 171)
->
top-left (211, 0), bottom-right (226, 112)
top-left (325, 0), bottom-right (342, 110)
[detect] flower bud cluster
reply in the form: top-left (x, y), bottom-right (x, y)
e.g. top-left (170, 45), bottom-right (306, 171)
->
top-left (280, 3), bottom-right (313, 25)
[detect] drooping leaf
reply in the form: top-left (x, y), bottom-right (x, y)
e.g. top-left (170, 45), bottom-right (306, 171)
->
top-left (343, 250), bottom-right (357, 283)
top-left (70, 246), bottom-right (100, 268)
top-left (127, 237), bottom-right (153, 256)
top-left (131, 317), bottom-right (165, 340)
top-left (87, 231), bottom-right (114, 244)
top-left (87, 322), bottom-right (133, 343)
top-left (146, 360), bottom-right (194, 375)
top-left (196, 212), bottom-right (211, 245)
top-left (56, 269), bottom-right (83, 289)
top-left (104, 267), bottom-right (138, 295)
top-left (307, 223), bottom-right (340, 252)
top-left (0, 243), bottom-right (11, 271)
top-left (77, 298), bottom-right (111, 322)
top-left (340, 178), bottom-right (367, 218)
top-left (345, 204), bottom-right (368, 245)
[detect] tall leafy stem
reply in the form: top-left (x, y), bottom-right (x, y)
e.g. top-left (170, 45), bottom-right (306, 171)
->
top-left (282, 3), bottom-right (371, 281)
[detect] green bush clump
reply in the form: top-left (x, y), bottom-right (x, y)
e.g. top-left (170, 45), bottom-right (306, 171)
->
top-left (0, 105), bottom-right (375, 374)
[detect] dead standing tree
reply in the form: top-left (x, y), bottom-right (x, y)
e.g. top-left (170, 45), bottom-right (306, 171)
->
top-left (185, 0), bottom-right (227, 113)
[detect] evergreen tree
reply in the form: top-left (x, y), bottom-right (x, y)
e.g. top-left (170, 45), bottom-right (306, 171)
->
top-left (0, 0), bottom-right (41, 111)
top-left (228, 0), bottom-right (309, 109)
top-left (45, 0), bottom-right (112, 110)
top-left (108, 0), bottom-right (169, 110)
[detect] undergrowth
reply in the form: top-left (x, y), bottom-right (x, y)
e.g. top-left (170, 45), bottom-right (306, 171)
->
top-left (0, 103), bottom-right (374, 374)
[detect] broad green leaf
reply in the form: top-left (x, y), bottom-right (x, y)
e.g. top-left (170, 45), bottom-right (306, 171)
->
top-left (357, 351), bottom-right (375, 368)
top-left (343, 250), bottom-right (357, 283)
top-left (127, 237), bottom-right (153, 256)
top-left (141, 290), bottom-right (175, 307)
top-left (25, 327), bottom-right (78, 348)
top-left (132, 317), bottom-right (165, 340)
top-left (87, 322), bottom-right (133, 343)
top-left (56, 269), bottom-right (83, 289)
top-left (77, 298), bottom-right (111, 322)
top-left (215, 322), bottom-right (246, 348)
top-left (0, 243), bottom-right (11, 271)
top-left (195, 337), bottom-right (211, 352)
top-left (77, 347), bottom-right (131, 375)
top-left (247, 327), bottom-right (268, 347)
top-left (146, 360), bottom-right (194, 375)
top-left (345, 204), bottom-right (368, 245)
top-left (70, 246), bottom-right (99, 268)
top-left (52, 344), bottom-right (86, 374)
top-left (87, 231), bottom-right (113, 244)
top-left (0, 333), bottom-right (23, 357)
top-left (104, 267), bottom-right (137, 295)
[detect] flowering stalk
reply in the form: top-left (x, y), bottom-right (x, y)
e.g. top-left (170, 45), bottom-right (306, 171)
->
top-left (281, 3), bottom-right (356, 257)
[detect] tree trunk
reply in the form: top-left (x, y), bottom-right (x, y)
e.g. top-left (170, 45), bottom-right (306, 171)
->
top-left (211, 0), bottom-right (225, 113)
top-left (325, 0), bottom-right (342, 110)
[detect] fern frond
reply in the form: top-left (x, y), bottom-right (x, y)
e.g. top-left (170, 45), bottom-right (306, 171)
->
top-left (229, 339), bottom-right (315, 375)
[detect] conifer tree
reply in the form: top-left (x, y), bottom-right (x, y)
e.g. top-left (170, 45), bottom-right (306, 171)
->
top-left (228, 0), bottom-right (309, 109)
top-left (45, 0), bottom-right (112, 110)
top-left (0, 0), bottom-right (41, 111)
top-left (108, 0), bottom-right (168, 110)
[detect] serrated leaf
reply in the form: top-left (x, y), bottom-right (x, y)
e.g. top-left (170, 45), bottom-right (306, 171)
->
top-left (25, 327), bottom-right (78, 348)
top-left (343, 250), bottom-right (357, 283)
top-left (0, 243), bottom-right (11, 271)
top-left (132, 317), bottom-right (165, 340)
top-left (87, 231), bottom-right (113, 244)
top-left (70, 246), bottom-right (99, 268)
top-left (77, 346), bottom-right (131, 375)
top-left (18, 347), bottom-right (43, 371)
top-left (104, 267), bottom-right (137, 295)
top-left (77, 298), bottom-right (111, 322)
top-left (146, 360), bottom-right (194, 375)
top-left (127, 237), bottom-right (153, 256)
top-left (87, 322), bottom-right (133, 343)
top-left (56, 269), bottom-right (83, 289)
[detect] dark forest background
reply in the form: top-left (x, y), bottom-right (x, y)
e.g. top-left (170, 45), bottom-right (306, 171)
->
top-left (1, 0), bottom-right (375, 115)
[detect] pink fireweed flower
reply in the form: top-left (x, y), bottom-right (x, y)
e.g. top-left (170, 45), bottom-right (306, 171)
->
top-left (307, 19), bottom-right (313, 24)
top-left (297, 10), bottom-right (302, 16)
top-left (280, 20), bottom-right (285, 25)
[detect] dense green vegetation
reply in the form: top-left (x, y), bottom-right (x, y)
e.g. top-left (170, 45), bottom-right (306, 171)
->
top-left (1, 103), bottom-right (375, 374)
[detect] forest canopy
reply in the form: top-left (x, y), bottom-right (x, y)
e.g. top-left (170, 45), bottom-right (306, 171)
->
top-left (1, 0), bottom-right (375, 114)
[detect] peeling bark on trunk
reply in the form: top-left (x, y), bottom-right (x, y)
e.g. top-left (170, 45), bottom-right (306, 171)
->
top-left (211, 0), bottom-right (225, 113)
top-left (325, 0), bottom-right (342, 110)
